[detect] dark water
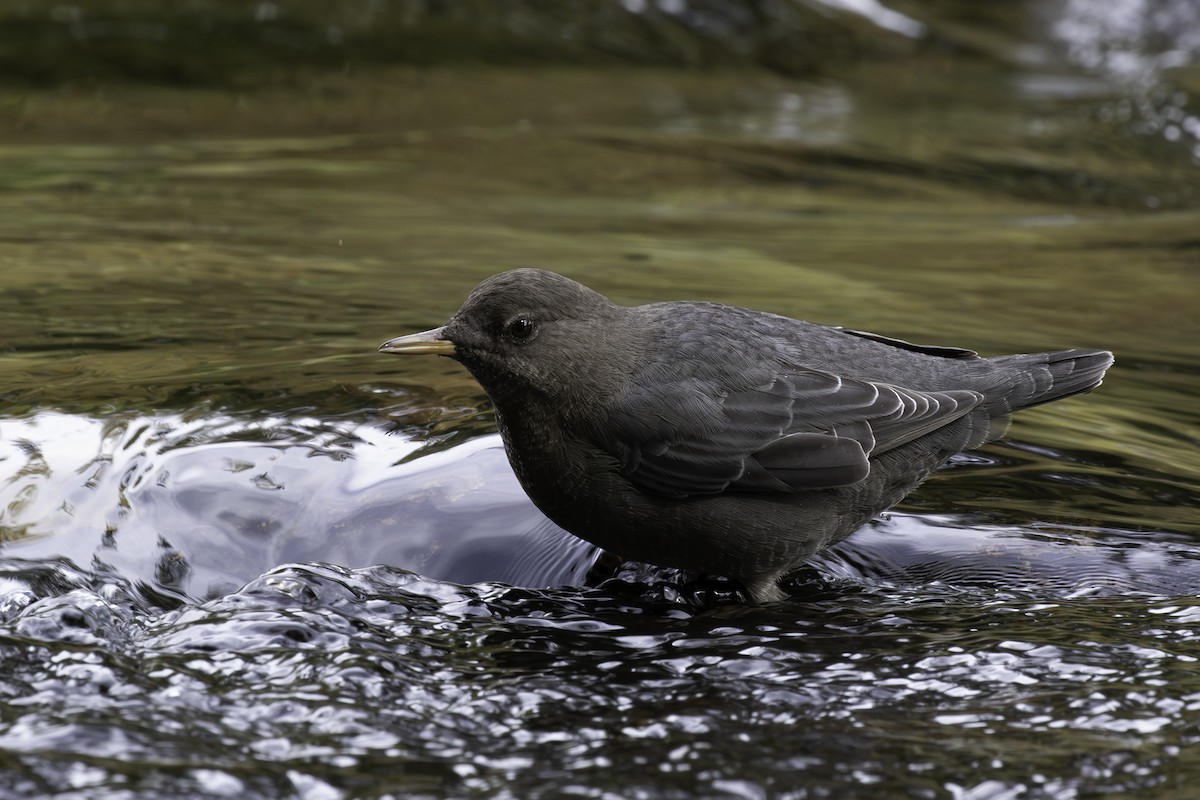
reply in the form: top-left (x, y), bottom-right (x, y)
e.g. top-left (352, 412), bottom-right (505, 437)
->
top-left (3, 2), bottom-right (1200, 798)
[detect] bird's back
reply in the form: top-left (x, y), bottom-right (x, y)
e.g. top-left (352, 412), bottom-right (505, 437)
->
top-left (641, 301), bottom-right (1111, 412)
top-left (633, 301), bottom-right (1112, 453)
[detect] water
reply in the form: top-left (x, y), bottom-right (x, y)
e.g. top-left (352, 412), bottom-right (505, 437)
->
top-left (2, 2), bottom-right (1200, 797)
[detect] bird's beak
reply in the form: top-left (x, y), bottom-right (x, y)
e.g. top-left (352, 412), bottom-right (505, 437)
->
top-left (378, 326), bottom-right (456, 356)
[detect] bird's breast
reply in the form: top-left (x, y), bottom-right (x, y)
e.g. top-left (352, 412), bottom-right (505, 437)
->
top-left (493, 407), bottom-right (623, 527)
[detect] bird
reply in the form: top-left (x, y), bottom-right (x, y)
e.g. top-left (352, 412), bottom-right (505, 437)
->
top-left (378, 268), bottom-right (1113, 603)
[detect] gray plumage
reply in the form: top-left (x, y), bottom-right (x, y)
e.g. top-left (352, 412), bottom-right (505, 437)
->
top-left (380, 268), bottom-right (1113, 603)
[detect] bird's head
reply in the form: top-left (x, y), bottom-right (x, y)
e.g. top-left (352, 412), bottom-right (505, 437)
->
top-left (380, 269), bottom-right (640, 412)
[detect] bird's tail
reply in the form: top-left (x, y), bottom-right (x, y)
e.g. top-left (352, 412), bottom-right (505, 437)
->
top-left (982, 348), bottom-right (1114, 415)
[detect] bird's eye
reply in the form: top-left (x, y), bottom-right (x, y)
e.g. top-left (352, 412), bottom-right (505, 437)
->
top-left (506, 318), bottom-right (537, 341)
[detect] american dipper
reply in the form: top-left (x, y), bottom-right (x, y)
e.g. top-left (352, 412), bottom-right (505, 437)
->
top-left (379, 269), bottom-right (1113, 603)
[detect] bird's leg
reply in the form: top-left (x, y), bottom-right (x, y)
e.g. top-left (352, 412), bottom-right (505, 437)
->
top-left (743, 575), bottom-right (790, 604)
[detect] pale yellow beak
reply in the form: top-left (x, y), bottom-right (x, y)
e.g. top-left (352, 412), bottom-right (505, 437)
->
top-left (378, 326), bottom-right (456, 356)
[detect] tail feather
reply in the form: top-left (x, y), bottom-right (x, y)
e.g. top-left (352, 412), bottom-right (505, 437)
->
top-left (984, 348), bottom-right (1114, 415)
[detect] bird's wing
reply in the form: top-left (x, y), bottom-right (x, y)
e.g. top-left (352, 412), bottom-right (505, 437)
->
top-left (597, 369), bottom-right (983, 498)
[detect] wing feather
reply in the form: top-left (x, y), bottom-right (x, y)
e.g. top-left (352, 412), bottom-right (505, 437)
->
top-left (598, 367), bottom-right (982, 498)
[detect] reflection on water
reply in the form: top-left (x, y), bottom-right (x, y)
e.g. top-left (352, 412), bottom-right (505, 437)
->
top-left (0, 413), bottom-right (596, 601)
top-left (2, 3), bottom-right (1200, 796)
top-left (656, 82), bottom-right (856, 146)
top-left (814, 512), bottom-right (1200, 598)
top-left (1048, 0), bottom-right (1200, 159)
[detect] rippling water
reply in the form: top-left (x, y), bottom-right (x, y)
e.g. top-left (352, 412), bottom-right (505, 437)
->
top-left (3, 2), bottom-right (1200, 797)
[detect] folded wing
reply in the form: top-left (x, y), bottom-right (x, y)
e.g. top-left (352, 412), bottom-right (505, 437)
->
top-left (597, 369), bottom-right (982, 498)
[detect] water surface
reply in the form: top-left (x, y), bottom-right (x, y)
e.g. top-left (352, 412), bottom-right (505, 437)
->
top-left (2, 5), bottom-right (1199, 797)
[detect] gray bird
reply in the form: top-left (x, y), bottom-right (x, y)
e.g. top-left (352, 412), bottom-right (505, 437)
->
top-left (379, 269), bottom-right (1113, 603)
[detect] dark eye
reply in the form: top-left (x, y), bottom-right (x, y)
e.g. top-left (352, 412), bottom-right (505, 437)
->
top-left (506, 318), bottom-right (537, 341)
